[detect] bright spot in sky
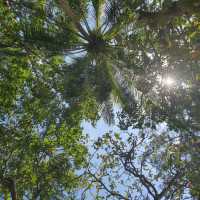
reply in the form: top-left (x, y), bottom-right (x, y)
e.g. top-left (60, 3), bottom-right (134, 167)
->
top-left (157, 75), bottom-right (175, 87)
top-left (163, 77), bottom-right (175, 86)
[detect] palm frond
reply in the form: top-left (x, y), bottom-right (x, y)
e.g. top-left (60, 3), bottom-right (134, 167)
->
top-left (58, 0), bottom-right (90, 41)
top-left (63, 56), bottom-right (92, 100)
top-left (22, 21), bottom-right (81, 53)
top-left (91, 0), bottom-right (105, 29)
top-left (104, 0), bottom-right (122, 25)
top-left (105, 61), bottom-right (129, 107)
top-left (103, 1), bottom-right (130, 40)
top-left (101, 100), bottom-right (115, 125)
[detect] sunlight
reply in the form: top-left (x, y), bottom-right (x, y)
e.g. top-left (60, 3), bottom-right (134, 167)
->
top-left (163, 77), bottom-right (175, 86)
top-left (157, 75), bottom-right (175, 87)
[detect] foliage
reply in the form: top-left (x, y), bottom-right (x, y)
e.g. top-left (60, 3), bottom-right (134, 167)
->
top-left (1, 0), bottom-right (200, 199)
top-left (0, 1), bottom-right (90, 198)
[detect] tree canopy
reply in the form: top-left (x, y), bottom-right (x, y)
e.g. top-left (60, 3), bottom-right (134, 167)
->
top-left (1, 0), bottom-right (200, 199)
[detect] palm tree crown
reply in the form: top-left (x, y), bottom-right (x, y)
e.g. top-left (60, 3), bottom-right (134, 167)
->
top-left (58, 0), bottom-right (128, 56)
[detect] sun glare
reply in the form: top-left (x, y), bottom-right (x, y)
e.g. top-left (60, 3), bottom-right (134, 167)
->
top-left (163, 77), bottom-right (175, 86)
top-left (157, 75), bottom-right (175, 87)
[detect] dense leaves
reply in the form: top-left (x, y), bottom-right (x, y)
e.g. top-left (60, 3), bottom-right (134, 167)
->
top-left (1, 0), bottom-right (200, 199)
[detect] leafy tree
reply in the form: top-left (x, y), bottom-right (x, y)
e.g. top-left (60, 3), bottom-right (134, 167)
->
top-left (0, 1), bottom-right (91, 198)
top-left (0, 53), bottom-right (89, 199)
top-left (84, 0), bottom-right (200, 199)
top-left (1, 0), bottom-right (200, 199)
top-left (86, 123), bottom-right (192, 200)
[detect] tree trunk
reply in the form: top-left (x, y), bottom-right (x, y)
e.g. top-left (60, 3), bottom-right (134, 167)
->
top-left (10, 179), bottom-right (17, 200)
top-left (3, 178), bottom-right (17, 200)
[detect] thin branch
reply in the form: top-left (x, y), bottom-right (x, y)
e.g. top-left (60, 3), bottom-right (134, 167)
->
top-left (89, 170), bottom-right (129, 200)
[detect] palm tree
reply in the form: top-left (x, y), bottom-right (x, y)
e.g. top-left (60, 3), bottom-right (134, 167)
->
top-left (53, 0), bottom-right (136, 123)
top-left (57, 0), bottom-right (125, 54)
top-left (1, 0), bottom-right (136, 125)
top-left (4, 0), bottom-right (149, 124)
